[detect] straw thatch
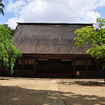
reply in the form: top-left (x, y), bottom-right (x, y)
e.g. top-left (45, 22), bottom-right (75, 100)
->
top-left (13, 23), bottom-right (92, 54)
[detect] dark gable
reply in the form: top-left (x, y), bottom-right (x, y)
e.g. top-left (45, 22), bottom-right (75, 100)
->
top-left (13, 23), bottom-right (92, 54)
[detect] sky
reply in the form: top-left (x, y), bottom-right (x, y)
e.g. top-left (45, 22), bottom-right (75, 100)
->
top-left (0, 0), bottom-right (105, 29)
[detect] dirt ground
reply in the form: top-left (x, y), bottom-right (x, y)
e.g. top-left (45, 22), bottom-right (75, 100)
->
top-left (58, 79), bottom-right (105, 105)
top-left (0, 77), bottom-right (105, 105)
top-left (0, 78), bottom-right (51, 105)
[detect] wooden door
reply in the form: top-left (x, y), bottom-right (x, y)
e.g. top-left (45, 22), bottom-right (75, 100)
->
top-left (48, 59), bottom-right (61, 73)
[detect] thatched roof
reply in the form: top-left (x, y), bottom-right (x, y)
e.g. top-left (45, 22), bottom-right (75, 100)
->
top-left (13, 23), bottom-right (92, 54)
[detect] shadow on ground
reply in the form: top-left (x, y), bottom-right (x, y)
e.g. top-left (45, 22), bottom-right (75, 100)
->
top-left (60, 91), bottom-right (105, 105)
top-left (0, 84), bottom-right (105, 105)
top-left (74, 81), bottom-right (105, 86)
top-left (0, 85), bottom-right (47, 105)
top-left (58, 81), bottom-right (105, 86)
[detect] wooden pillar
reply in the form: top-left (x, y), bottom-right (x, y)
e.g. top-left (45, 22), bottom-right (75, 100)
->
top-left (73, 60), bottom-right (76, 77)
top-left (21, 58), bottom-right (24, 70)
top-left (85, 59), bottom-right (88, 71)
top-left (34, 58), bottom-right (37, 74)
top-left (98, 61), bottom-right (100, 71)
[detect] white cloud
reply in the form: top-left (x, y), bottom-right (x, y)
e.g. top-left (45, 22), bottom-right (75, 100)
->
top-left (6, 0), bottom-right (105, 29)
top-left (82, 12), bottom-right (101, 23)
top-left (7, 17), bottom-right (23, 29)
top-left (6, 0), bottom-right (25, 15)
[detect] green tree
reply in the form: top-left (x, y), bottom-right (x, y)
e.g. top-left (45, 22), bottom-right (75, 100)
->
top-left (0, 0), bottom-right (4, 15)
top-left (4, 24), bottom-right (15, 36)
top-left (74, 18), bottom-right (105, 60)
top-left (0, 25), bottom-right (22, 75)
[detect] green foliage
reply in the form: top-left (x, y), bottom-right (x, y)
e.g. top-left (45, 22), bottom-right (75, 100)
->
top-left (3, 24), bottom-right (15, 36)
top-left (96, 18), bottom-right (105, 28)
top-left (74, 18), bottom-right (105, 59)
top-left (0, 0), bottom-right (4, 15)
top-left (0, 25), bottom-right (22, 75)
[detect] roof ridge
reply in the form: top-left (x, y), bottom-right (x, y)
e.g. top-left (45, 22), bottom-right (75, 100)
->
top-left (17, 22), bottom-right (93, 25)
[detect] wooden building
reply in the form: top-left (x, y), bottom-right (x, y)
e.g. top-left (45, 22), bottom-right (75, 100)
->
top-left (12, 23), bottom-right (105, 78)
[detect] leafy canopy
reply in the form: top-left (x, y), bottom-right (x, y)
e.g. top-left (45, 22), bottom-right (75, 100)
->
top-left (0, 25), bottom-right (21, 74)
top-left (4, 24), bottom-right (15, 36)
top-left (74, 18), bottom-right (105, 59)
top-left (0, 0), bottom-right (4, 15)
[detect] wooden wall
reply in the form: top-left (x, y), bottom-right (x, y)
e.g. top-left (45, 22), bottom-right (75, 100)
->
top-left (12, 54), bottom-right (105, 78)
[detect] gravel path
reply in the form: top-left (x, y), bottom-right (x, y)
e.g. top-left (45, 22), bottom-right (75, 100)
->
top-left (43, 80), bottom-right (65, 105)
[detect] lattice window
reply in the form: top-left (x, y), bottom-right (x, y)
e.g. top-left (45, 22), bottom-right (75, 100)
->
top-left (18, 59), bottom-right (34, 65)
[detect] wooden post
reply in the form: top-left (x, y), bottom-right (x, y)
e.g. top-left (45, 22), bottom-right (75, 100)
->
top-left (98, 61), bottom-right (100, 71)
top-left (73, 60), bottom-right (76, 77)
top-left (34, 58), bottom-right (37, 74)
top-left (22, 58), bottom-right (24, 70)
top-left (86, 59), bottom-right (88, 71)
